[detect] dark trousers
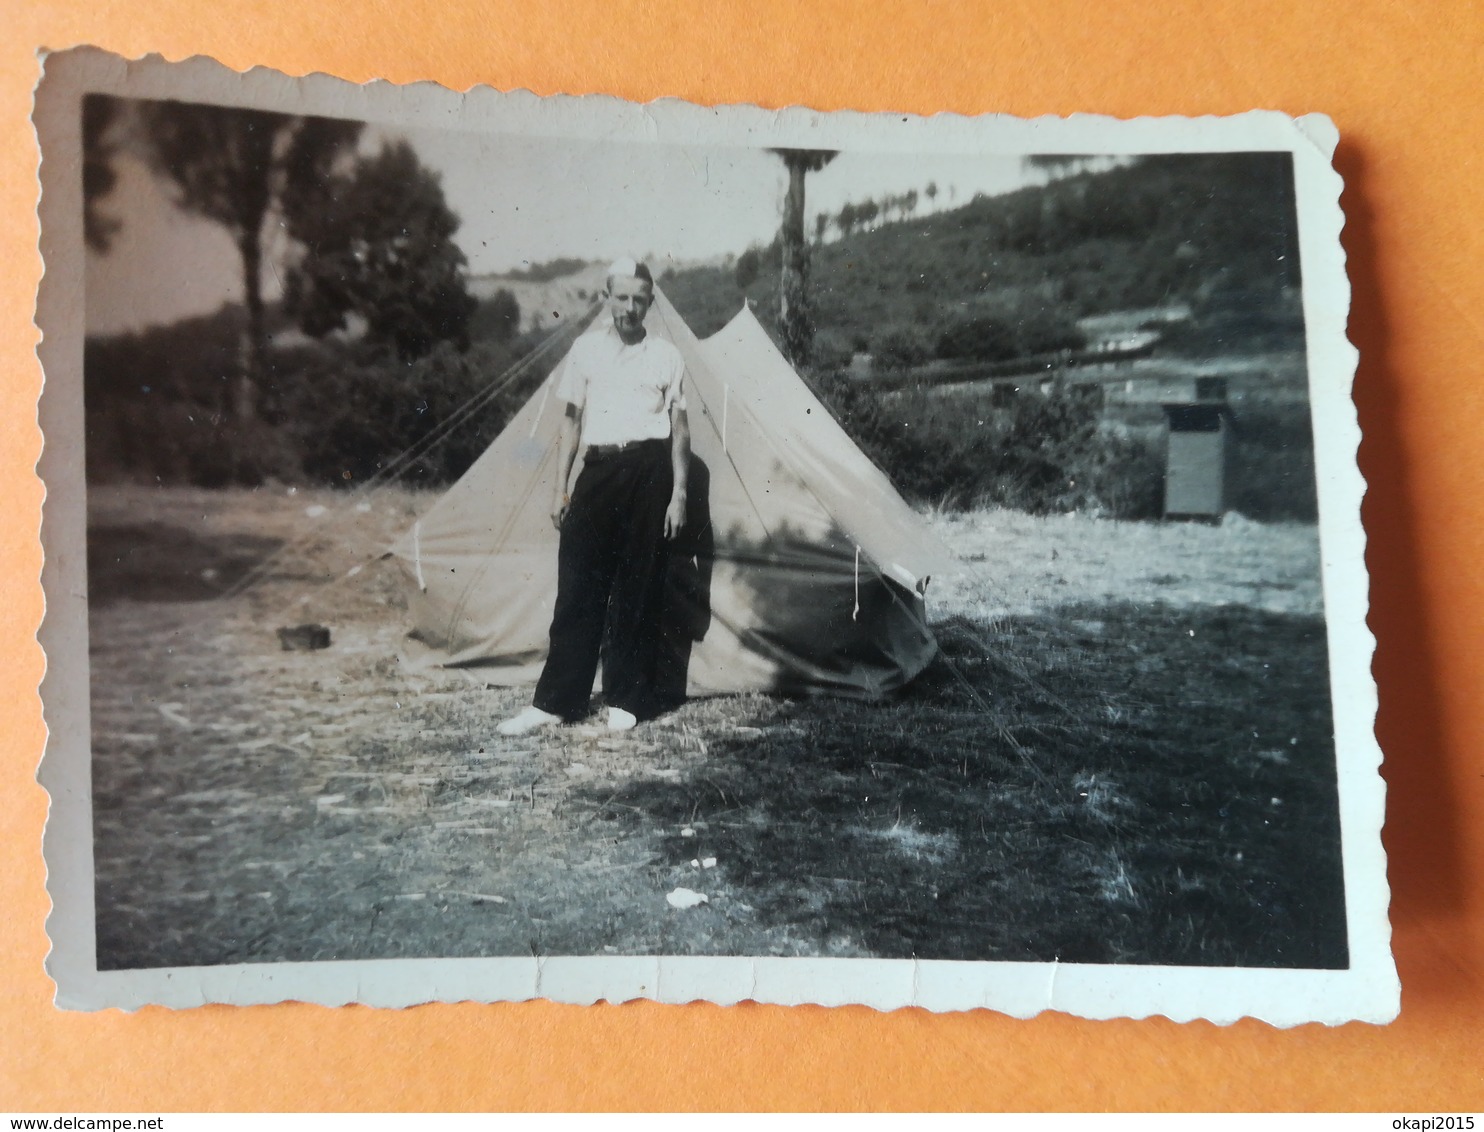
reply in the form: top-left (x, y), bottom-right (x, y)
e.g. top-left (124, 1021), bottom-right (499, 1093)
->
top-left (533, 439), bottom-right (673, 720)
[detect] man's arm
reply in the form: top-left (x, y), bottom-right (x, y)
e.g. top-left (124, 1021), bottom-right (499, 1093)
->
top-left (551, 402), bottom-right (582, 530)
top-left (664, 404), bottom-right (690, 541)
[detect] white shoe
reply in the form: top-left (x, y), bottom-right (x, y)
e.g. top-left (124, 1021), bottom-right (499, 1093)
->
top-left (497, 706), bottom-right (561, 736)
top-left (606, 706), bottom-right (638, 732)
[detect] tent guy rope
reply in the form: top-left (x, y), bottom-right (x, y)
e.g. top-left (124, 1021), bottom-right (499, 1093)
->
top-left (213, 301), bottom-right (599, 609)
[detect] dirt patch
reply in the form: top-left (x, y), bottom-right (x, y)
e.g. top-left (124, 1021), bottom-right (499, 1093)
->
top-left (85, 485), bottom-right (1344, 969)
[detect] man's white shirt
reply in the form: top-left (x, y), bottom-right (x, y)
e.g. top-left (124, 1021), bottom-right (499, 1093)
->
top-left (555, 323), bottom-right (688, 448)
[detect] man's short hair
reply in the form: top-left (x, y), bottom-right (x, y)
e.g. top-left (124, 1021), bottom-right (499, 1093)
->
top-left (606, 257), bottom-right (654, 293)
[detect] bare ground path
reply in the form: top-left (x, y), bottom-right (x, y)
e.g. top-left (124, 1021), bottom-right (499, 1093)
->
top-left (84, 485), bottom-right (1345, 969)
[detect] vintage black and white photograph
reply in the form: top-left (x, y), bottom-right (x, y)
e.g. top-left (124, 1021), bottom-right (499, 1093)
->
top-left (36, 50), bottom-right (1395, 1020)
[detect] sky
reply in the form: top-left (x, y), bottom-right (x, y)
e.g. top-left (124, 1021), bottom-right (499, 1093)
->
top-left (86, 110), bottom-right (1050, 335)
top-left (400, 126), bottom-right (1040, 275)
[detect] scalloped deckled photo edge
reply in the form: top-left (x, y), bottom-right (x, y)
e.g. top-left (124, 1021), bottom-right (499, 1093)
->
top-left (35, 47), bottom-right (1395, 1023)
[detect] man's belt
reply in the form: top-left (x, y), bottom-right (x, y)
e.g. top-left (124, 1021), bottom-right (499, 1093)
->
top-left (585, 439), bottom-right (663, 460)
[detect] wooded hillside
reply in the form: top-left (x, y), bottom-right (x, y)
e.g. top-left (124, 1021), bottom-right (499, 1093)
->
top-left (84, 150), bottom-right (1309, 515)
top-left (663, 152), bottom-right (1304, 363)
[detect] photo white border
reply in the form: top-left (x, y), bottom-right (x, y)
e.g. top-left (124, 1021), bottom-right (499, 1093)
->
top-left (34, 47), bottom-right (1397, 1023)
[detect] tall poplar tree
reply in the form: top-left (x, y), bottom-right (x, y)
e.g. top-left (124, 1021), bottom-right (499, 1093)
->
top-left (140, 102), bottom-right (362, 420)
top-left (768, 148), bottom-right (837, 366)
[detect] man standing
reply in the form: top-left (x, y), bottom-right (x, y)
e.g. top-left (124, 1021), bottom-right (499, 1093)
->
top-left (499, 259), bottom-right (690, 735)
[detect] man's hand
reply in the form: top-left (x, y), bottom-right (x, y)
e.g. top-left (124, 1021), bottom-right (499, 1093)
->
top-left (551, 494), bottom-right (570, 531)
top-left (664, 493), bottom-right (686, 540)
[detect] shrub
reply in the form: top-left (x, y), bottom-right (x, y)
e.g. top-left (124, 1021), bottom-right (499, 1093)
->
top-left (935, 301), bottom-right (1085, 362)
top-left (810, 371), bottom-right (957, 502)
top-left (282, 338), bottom-right (533, 487)
top-left (1160, 288), bottom-right (1306, 357)
top-left (1018, 305), bottom-right (1089, 357)
top-left (935, 311), bottom-right (1018, 362)
top-left (958, 380), bottom-right (1160, 517)
top-left (869, 325), bottom-right (932, 371)
top-left (810, 327), bottom-right (856, 371)
top-left (810, 372), bottom-right (1162, 519)
top-left (468, 288), bottom-right (521, 343)
top-left (503, 256), bottom-right (589, 283)
top-left (1226, 403), bottom-right (1318, 521)
top-left (734, 247), bottom-right (762, 291)
top-left (83, 308), bottom-right (550, 490)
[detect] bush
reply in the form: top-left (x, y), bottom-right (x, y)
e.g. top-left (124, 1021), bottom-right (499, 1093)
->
top-left (869, 325), bottom-right (932, 371)
top-left (468, 288), bottom-right (521, 343)
top-left (83, 307), bottom-right (552, 490)
top-left (935, 301), bottom-right (1085, 362)
top-left (809, 327), bottom-right (856, 371)
top-left (1019, 306), bottom-right (1089, 357)
top-left (1159, 288), bottom-right (1306, 358)
top-left (281, 338), bottom-right (534, 487)
top-left (811, 369), bottom-right (1308, 524)
top-left (83, 311), bottom-right (263, 485)
top-left (1227, 403), bottom-right (1318, 521)
top-left (810, 370), bottom-right (954, 502)
top-left (503, 256), bottom-right (589, 283)
top-left (935, 311), bottom-right (1017, 362)
top-left (956, 380), bottom-right (1161, 517)
top-left (810, 372), bottom-right (1162, 519)
top-left (734, 247), bottom-right (762, 291)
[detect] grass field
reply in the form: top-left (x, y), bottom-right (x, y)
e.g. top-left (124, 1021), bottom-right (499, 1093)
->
top-left (85, 485), bottom-right (1347, 970)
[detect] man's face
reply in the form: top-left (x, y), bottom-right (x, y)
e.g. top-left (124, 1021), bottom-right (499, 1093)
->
top-left (607, 275), bottom-right (654, 335)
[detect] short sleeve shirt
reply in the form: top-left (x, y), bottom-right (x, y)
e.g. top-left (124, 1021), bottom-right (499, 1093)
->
top-left (554, 325), bottom-right (688, 448)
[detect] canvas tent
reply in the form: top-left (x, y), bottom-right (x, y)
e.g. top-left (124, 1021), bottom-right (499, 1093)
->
top-left (389, 288), bottom-right (958, 700)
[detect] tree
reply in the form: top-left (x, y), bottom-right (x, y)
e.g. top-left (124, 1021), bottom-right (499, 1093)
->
top-left (768, 148), bottom-right (837, 366)
top-left (82, 94), bottom-right (122, 252)
top-left (925, 181), bottom-right (938, 211)
top-left (857, 197), bottom-right (879, 231)
top-left (1024, 154), bottom-right (1092, 183)
top-left (281, 140), bottom-right (477, 361)
top-left (140, 102), bottom-right (362, 420)
top-left (734, 245), bottom-right (761, 290)
top-left (814, 211), bottom-right (830, 246)
top-left (870, 325), bottom-right (931, 371)
top-left (484, 288), bottom-right (521, 343)
top-left (836, 201), bottom-right (859, 238)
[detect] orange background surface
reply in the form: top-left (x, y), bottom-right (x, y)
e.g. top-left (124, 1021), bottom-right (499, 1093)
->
top-left (3, 0), bottom-right (1482, 1112)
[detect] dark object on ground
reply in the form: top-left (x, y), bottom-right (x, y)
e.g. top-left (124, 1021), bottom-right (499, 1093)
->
top-left (277, 624), bottom-right (331, 650)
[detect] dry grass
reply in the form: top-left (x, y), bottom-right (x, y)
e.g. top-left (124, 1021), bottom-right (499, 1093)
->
top-left (86, 484), bottom-right (1345, 969)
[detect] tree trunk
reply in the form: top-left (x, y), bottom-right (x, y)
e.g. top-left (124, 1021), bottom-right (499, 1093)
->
top-left (234, 229), bottom-right (265, 423)
top-left (778, 160), bottom-right (813, 367)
